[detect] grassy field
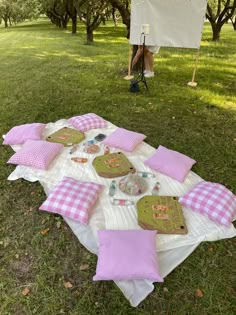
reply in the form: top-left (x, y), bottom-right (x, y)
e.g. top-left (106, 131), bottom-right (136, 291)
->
top-left (0, 19), bottom-right (235, 315)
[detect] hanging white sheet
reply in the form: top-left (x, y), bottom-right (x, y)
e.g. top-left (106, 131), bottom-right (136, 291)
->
top-left (130, 0), bottom-right (208, 48)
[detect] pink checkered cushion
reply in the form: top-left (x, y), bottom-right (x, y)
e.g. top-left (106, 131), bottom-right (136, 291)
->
top-left (68, 113), bottom-right (107, 132)
top-left (39, 177), bottom-right (103, 224)
top-left (179, 181), bottom-right (236, 226)
top-left (7, 140), bottom-right (63, 170)
top-left (102, 128), bottom-right (146, 152)
top-left (3, 123), bottom-right (46, 145)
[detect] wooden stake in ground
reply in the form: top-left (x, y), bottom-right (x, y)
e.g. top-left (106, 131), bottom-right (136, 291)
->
top-left (124, 45), bottom-right (134, 80)
top-left (188, 49), bottom-right (200, 87)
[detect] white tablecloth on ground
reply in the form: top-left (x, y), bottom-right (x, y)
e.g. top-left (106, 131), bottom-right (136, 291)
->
top-left (7, 119), bottom-right (236, 307)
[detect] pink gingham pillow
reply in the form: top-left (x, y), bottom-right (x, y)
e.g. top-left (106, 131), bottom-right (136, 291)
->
top-left (7, 140), bottom-right (63, 170)
top-left (3, 123), bottom-right (46, 145)
top-left (39, 177), bottom-right (103, 224)
top-left (68, 113), bottom-right (107, 132)
top-left (144, 145), bottom-right (196, 182)
top-left (179, 181), bottom-right (236, 227)
top-left (93, 230), bottom-right (164, 282)
top-left (102, 128), bottom-right (146, 152)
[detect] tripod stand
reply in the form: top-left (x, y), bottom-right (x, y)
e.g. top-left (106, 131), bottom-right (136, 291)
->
top-left (138, 34), bottom-right (148, 90)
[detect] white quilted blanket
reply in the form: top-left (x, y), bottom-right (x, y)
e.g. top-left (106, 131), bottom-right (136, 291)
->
top-left (7, 118), bottom-right (236, 307)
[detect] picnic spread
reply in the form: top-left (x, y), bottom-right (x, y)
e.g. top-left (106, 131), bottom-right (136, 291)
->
top-left (3, 113), bottom-right (236, 307)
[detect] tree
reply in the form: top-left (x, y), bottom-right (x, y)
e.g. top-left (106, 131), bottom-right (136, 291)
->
top-left (206, 0), bottom-right (236, 40)
top-left (109, 0), bottom-right (130, 37)
top-left (78, 0), bottom-right (109, 43)
top-left (0, 0), bottom-right (41, 27)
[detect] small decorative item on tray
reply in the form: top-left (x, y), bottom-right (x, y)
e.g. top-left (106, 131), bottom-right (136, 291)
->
top-left (119, 172), bottom-right (147, 196)
top-left (137, 196), bottom-right (188, 235)
top-left (46, 127), bottom-right (85, 147)
top-left (92, 152), bottom-right (136, 178)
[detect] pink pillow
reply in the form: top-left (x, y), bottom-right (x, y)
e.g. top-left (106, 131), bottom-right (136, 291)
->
top-left (144, 145), bottom-right (196, 182)
top-left (179, 181), bottom-right (236, 227)
top-left (3, 123), bottom-right (46, 145)
top-left (102, 128), bottom-right (146, 152)
top-left (7, 140), bottom-right (63, 170)
top-left (39, 177), bottom-right (103, 224)
top-left (68, 113), bottom-right (107, 132)
top-left (93, 230), bottom-right (164, 282)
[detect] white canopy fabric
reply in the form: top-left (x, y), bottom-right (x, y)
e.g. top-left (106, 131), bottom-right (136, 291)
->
top-left (130, 0), bottom-right (208, 48)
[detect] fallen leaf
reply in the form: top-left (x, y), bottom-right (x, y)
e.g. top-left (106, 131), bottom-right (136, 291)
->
top-left (227, 287), bottom-right (235, 294)
top-left (227, 250), bottom-right (233, 256)
top-left (208, 247), bottom-right (214, 252)
top-left (163, 287), bottom-right (169, 292)
top-left (56, 221), bottom-right (62, 229)
top-left (41, 228), bottom-right (50, 235)
top-left (196, 288), bottom-right (203, 298)
top-left (64, 281), bottom-right (73, 289)
top-left (22, 287), bottom-right (30, 296)
top-left (79, 264), bottom-right (89, 271)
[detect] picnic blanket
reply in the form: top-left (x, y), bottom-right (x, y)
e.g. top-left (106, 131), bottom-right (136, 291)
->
top-left (7, 118), bottom-right (236, 307)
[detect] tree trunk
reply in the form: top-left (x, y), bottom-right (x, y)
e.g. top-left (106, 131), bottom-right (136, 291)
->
top-left (232, 16), bottom-right (236, 30)
top-left (3, 17), bottom-right (8, 28)
top-left (86, 27), bottom-right (93, 43)
top-left (71, 15), bottom-right (77, 33)
top-left (211, 23), bottom-right (221, 41)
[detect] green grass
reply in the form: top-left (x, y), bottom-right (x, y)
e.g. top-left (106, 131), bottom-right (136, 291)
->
top-left (0, 19), bottom-right (235, 315)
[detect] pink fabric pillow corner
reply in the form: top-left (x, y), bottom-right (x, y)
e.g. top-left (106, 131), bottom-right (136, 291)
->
top-left (179, 181), bottom-right (236, 227)
top-left (144, 145), bottom-right (196, 182)
top-left (7, 140), bottom-right (63, 170)
top-left (93, 230), bottom-right (164, 282)
top-left (68, 113), bottom-right (107, 132)
top-left (102, 128), bottom-right (146, 152)
top-left (39, 177), bottom-right (103, 224)
top-left (3, 123), bottom-right (46, 145)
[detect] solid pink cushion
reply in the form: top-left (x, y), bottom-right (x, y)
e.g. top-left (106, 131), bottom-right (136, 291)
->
top-left (3, 123), bottom-right (46, 145)
top-left (39, 177), bottom-right (103, 224)
top-left (93, 230), bottom-right (164, 282)
top-left (144, 145), bottom-right (196, 182)
top-left (68, 113), bottom-right (107, 132)
top-left (179, 181), bottom-right (236, 227)
top-left (102, 128), bottom-right (146, 152)
top-left (7, 140), bottom-right (63, 170)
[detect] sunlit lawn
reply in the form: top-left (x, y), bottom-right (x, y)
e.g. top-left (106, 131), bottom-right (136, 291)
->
top-left (0, 19), bottom-right (235, 315)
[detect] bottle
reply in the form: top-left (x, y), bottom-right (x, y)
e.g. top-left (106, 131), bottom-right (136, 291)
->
top-left (69, 145), bottom-right (78, 154)
top-left (152, 182), bottom-right (161, 195)
top-left (112, 199), bottom-right (134, 206)
top-left (104, 145), bottom-right (110, 155)
top-left (109, 180), bottom-right (116, 197)
top-left (137, 171), bottom-right (155, 178)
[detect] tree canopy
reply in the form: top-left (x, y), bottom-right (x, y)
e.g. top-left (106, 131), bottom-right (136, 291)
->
top-left (1, 0), bottom-right (235, 43)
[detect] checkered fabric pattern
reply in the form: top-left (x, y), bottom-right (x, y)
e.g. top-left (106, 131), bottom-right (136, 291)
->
top-left (3, 123), bottom-right (46, 145)
top-left (39, 177), bottom-right (103, 224)
top-left (69, 113), bottom-right (107, 132)
top-left (179, 181), bottom-right (236, 226)
top-left (7, 140), bottom-right (63, 170)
